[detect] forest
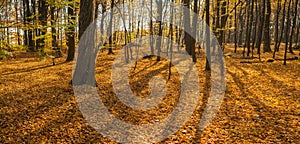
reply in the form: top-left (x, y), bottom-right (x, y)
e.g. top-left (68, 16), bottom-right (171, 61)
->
top-left (0, 0), bottom-right (299, 143)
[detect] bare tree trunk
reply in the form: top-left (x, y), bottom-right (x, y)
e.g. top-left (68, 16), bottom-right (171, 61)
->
top-left (50, 4), bottom-right (59, 56)
top-left (108, 0), bottom-right (114, 54)
top-left (73, 0), bottom-right (95, 85)
top-left (263, 0), bottom-right (272, 52)
top-left (256, 0), bottom-right (265, 54)
top-left (22, 0), bottom-right (28, 46)
top-left (284, 0), bottom-right (292, 65)
top-left (14, 0), bottom-right (20, 45)
top-left (150, 0), bottom-right (154, 55)
top-left (273, 0), bottom-right (281, 58)
top-left (183, 0), bottom-right (192, 55)
top-left (215, 0), bottom-right (220, 46)
top-left (191, 0), bottom-right (197, 62)
top-left (277, 0), bottom-right (287, 53)
top-left (168, 0), bottom-right (174, 80)
top-left (156, 0), bottom-right (163, 61)
top-left (205, 0), bottom-right (210, 71)
top-left (5, 0), bottom-right (10, 51)
top-left (219, 1), bottom-right (227, 48)
top-left (252, 0), bottom-right (258, 58)
top-left (32, 0), bottom-right (37, 51)
top-left (24, 0), bottom-right (34, 51)
top-left (66, 0), bottom-right (76, 61)
top-left (234, 0), bottom-right (238, 53)
top-left (247, 0), bottom-right (254, 57)
top-left (244, 1), bottom-right (250, 57)
top-left (238, 7), bottom-right (245, 46)
top-left (296, 20), bottom-right (300, 46)
top-left (289, 0), bottom-right (298, 53)
top-left (37, 0), bottom-right (47, 53)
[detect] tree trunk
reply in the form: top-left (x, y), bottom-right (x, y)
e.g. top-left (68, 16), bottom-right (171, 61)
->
top-left (277, 0), bottom-right (287, 53)
top-left (219, 1), bottom-right (227, 48)
top-left (205, 0), bottom-right (210, 71)
top-left (252, 1), bottom-right (258, 58)
top-left (156, 0), bottom-right (162, 61)
top-left (22, 0), bottom-right (28, 46)
top-left (255, 0), bottom-right (265, 53)
top-left (234, 0), bottom-right (237, 53)
top-left (183, 0), bottom-right (192, 55)
top-left (273, 0), bottom-right (281, 58)
top-left (15, 0), bottom-right (20, 45)
top-left (247, 0), bottom-right (254, 57)
top-left (289, 0), bottom-right (298, 53)
top-left (66, 0), bottom-right (76, 61)
top-left (238, 7), bottom-right (245, 46)
top-left (244, 1), bottom-right (250, 57)
top-left (24, 0), bottom-right (34, 51)
top-left (73, 0), bottom-right (95, 85)
top-left (263, 0), bottom-right (272, 52)
top-left (37, 0), bottom-right (48, 55)
top-left (168, 0), bottom-right (174, 80)
top-left (296, 19), bottom-right (300, 46)
top-left (284, 0), bottom-right (292, 65)
top-left (108, 0), bottom-right (114, 54)
top-left (150, 0), bottom-right (154, 55)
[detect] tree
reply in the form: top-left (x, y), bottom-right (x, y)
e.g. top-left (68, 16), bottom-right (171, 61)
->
top-left (24, 0), bottom-right (34, 51)
top-left (37, 0), bottom-right (48, 55)
top-left (255, 0), bottom-right (265, 53)
top-left (168, 0), bottom-right (174, 80)
top-left (276, 0), bottom-right (287, 55)
top-left (50, 1), bottom-right (58, 57)
top-left (263, 0), bottom-right (272, 52)
top-left (289, 0), bottom-right (299, 54)
top-left (191, 0), bottom-right (197, 62)
top-left (108, 0), bottom-right (115, 55)
top-left (155, 0), bottom-right (162, 61)
top-left (150, 0), bottom-right (154, 55)
top-left (234, 0), bottom-right (238, 53)
top-left (66, 0), bottom-right (76, 61)
top-left (183, 0), bottom-right (192, 57)
top-left (205, 0), bottom-right (210, 71)
top-left (245, 0), bottom-right (253, 57)
top-left (273, 0), bottom-right (281, 58)
top-left (73, 0), bottom-right (95, 85)
top-left (284, 0), bottom-right (293, 65)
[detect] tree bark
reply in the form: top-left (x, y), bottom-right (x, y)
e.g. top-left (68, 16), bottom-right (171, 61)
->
top-left (273, 0), bottom-right (281, 58)
top-left (263, 0), bottom-right (272, 52)
top-left (252, 1), bottom-right (258, 58)
top-left (37, 0), bottom-right (47, 54)
top-left (24, 0), bottom-right (34, 51)
top-left (183, 0), bottom-right (192, 55)
top-left (255, 0), bottom-right (265, 54)
top-left (205, 0), bottom-right (211, 71)
top-left (284, 0), bottom-right (292, 65)
top-left (73, 0), bottom-right (95, 85)
top-left (234, 0), bottom-right (237, 53)
top-left (238, 7), bottom-right (245, 46)
top-left (289, 0), bottom-right (298, 53)
top-left (156, 0), bottom-right (162, 61)
top-left (108, 0), bottom-right (114, 54)
top-left (191, 0), bottom-right (197, 62)
top-left (277, 0), bottom-right (287, 53)
top-left (66, 0), bottom-right (76, 61)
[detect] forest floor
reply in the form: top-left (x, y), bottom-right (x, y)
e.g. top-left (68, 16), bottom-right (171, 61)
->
top-left (0, 45), bottom-right (299, 143)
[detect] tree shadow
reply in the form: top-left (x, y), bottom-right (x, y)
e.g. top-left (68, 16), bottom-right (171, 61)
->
top-left (226, 65), bottom-right (299, 142)
top-left (2, 61), bottom-right (69, 76)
